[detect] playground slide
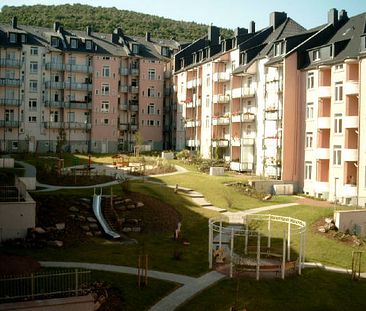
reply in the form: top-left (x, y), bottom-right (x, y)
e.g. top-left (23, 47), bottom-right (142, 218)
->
top-left (92, 193), bottom-right (121, 239)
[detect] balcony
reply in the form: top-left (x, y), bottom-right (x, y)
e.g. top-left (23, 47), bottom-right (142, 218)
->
top-left (341, 184), bottom-right (357, 198)
top-left (213, 72), bottom-right (230, 82)
top-left (68, 102), bottom-right (92, 110)
top-left (44, 100), bottom-right (64, 108)
top-left (120, 85), bottom-right (128, 93)
top-left (65, 64), bottom-right (91, 73)
top-left (314, 181), bottom-right (329, 193)
top-left (0, 78), bottom-right (21, 87)
top-left (186, 139), bottom-right (200, 147)
top-left (130, 86), bottom-right (139, 93)
top-left (45, 63), bottom-right (65, 71)
top-left (344, 81), bottom-right (359, 95)
top-left (120, 67), bottom-right (129, 75)
top-left (213, 95), bottom-right (230, 104)
top-left (242, 138), bottom-right (255, 145)
top-left (0, 98), bottom-right (22, 106)
top-left (317, 117), bottom-right (331, 129)
top-left (343, 116), bottom-right (358, 128)
top-left (130, 68), bottom-right (139, 76)
top-left (212, 116), bottom-right (230, 125)
top-left (231, 138), bottom-right (241, 146)
top-left (212, 139), bottom-right (229, 147)
top-left (187, 80), bottom-right (197, 89)
top-left (0, 120), bottom-right (20, 127)
top-left (343, 149), bottom-right (358, 162)
top-left (119, 123), bottom-right (128, 131)
top-left (64, 82), bottom-right (91, 91)
top-left (316, 148), bottom-right (330, 160)
top-left (130, 104), bottom-right (139, 112)
top-left (185, 120), bottom-right (200, 127)
top-left (67, 122), bottom-right (91, 130)
top-left (230, 162), bottom-right (254, 171)
top-left (130, 124), bottom-right (138, 131)
top-left (119, 103), bottom-right (128, 110)
top-left (45, 81), bottom-right (64, 89)
top-left (43, 121), bottom-right (63, 129)
top-left (0, 58), bottom-right (22, 68)
top-left (318, 86), bottom-right (331, 98)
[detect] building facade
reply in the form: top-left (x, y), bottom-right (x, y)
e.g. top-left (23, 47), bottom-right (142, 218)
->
top-left (0, 18), bottom-right (178, 153)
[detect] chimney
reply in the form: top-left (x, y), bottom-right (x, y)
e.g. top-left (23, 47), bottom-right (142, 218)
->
top-left (234, 27), bottom-right (248, 37)
top-left (270, 12), bottom-right (287, 29)
top-left (338, 9), bottom-right (348, 22)
top-left (249, 21), bottom-right (255, 33)
top-left (208, 25), bottom-right (220, 46)
top-left (328, 8), bottom-right (338, 26)
top-left (58, 26), bottom-right (64, 34)
top-left (12, 16), bottom-right (17, 29)
top-left (145, 32), bottom-right (151, 42)
top-left (53, 21), bottom-right (60, 32)
top-left (86, 26), bottom-right (92, 36)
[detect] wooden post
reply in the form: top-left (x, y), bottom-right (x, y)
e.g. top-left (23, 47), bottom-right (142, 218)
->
top-left (267, 216), bottom-right (271, 249)
top-left (281, 230), bottom-right (286, 280)
top-left (137, 255), bottom-right (141, 288)
top-left (230, 228), bottom-right (234, 278)
top-left (245, 225), bottom-right (249, 255)
top-left (256, 233), bottom-right (261, 281)
top-left (75, 268), bottom-right (79, 296)
top-left (209, 222), bottom-right (213, 269)
top-left (287, 221), bottom-right (291, 260)
top-left (298, 232), bottom-right (303, 275)
top-left (145, 255), bottom-right (148, 285)
top-left (219, 221), bottom-right (222, 248)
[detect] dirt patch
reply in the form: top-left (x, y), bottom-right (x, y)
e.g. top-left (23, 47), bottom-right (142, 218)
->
top-left (0, 254), bottom-right (41, 276)
top-left (38, 174), bottom-right (114, 186)
top-left (294, 196), bottom-right (335, 208)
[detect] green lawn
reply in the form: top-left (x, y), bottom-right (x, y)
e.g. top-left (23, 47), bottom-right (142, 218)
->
top-left (91, 271), bottom-right (178, 311)
top-left (177, 269), bottom-right (366, 311)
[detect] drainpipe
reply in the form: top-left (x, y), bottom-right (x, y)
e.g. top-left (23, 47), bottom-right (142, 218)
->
top-left (356, 57), bottom-right (362, 207)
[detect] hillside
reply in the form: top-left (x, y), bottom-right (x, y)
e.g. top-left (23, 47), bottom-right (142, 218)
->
top-left (0, 4), bottom-right (233, 42)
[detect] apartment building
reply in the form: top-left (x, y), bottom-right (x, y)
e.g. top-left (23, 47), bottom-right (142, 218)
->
top-left (302, 10), bottom-right (366, 206)
top-left (0, 18), bottom-right (178, 153)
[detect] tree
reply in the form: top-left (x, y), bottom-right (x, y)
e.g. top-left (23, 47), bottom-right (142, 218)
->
top-left (134, 131), bottom-right (143, 157)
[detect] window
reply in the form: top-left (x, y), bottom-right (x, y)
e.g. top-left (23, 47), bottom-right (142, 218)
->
top-left (148, 103), bottom-right (155, 115)
top-left (147, 120), bottom-right (154, 126)
top-left (206, 96), bottom-right (210, 107)
top-left (12, 141), bottom-right (18, 150)
top-left (335, 64), bottom-right (343, 71)
top-left (206, 74), bottom-right (211, 87)
top-left (333, 145), bottom-right (342, 165)
top-left (148, 87), bottom-right (155, 97)
top-left (334, 114), bottom-right (342, 134)
top-left (85, 40), bottom-right (92, 50)
top-left (30, 47), bottom-right (38, 55)
top-left (335, 82), bottom-right (343, 101)
top-left (307, 72), bottom-right (314, 89)
top-left (50, 111), bottom-right (59, 122)
top-left (28, 116), bottom-right (37, 122)
top-left (68, 56), bottom-right (76, 65)
top-left (312, 50), bottom-right (320, 61)
top-left (148, 69), bottom-right (156, 80)
top-left (30, 61), bottom-right (38, 74)
top-left (132, 44), bottom-right (139, 54)
top-left (29, 80), bottom-right (38, 92)
top-left (156, 120), bottom-right (160, 126)
top-left (101, 101), bottom-right (110, 112)
top-left (306, 103), bottom-right (314, 119)
top-left (51, 37), bottom-right (59, 47)
top-left (305, 162), bottom-right (312, 180)
top-left (5, 109), bottom-right (14, 121)
top-left (306, 132), bottom-right (313, 148)
top-left (274, 41), bottom-right (285, 56)
top-left (28, 99), bottom-right (37, 110)
top-left (103, 118), bottom-right (109, 125)
top-left (70, 38), bottom-right (78, 49)
top-left (161, 46), bottom-right (170, 57)
top-left (101, 83), bottom-right (110, 95)
top-left (9, 33), bottom-right (17, 43)
top-left (68, 112), bottom-right (75, 122)
top-left (21, 34), bottom-right (26, 43)
top-left (102, 66), bottom-right (110, 77)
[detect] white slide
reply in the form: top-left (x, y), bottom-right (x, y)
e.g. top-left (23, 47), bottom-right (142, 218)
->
top-left (92, 192), bottom-right (120, 239)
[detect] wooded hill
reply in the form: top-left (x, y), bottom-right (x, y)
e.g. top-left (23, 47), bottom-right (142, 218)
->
top-left (0, 4), bottom-right (233, 42)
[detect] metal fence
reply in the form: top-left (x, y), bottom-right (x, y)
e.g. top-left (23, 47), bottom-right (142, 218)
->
top-left (0, 269), bottom-right (91, 303)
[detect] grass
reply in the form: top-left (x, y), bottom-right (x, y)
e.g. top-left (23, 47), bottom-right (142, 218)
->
top-left (91, 271), bottom-right (178, 311)
top-left (150, 170), bottom-right (295, 211)
top-left (177, 269), bottom-right (366, 311)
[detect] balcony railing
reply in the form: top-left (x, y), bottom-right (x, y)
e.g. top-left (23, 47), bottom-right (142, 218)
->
top-left (65, 64), bottom-right (91, 73)
top-left (212, 116), bottom-right (230, 125)
top-left (344, 81), bottom-right (359, 95)
top-left (120, 85), bottom-right (128, 93)
top-left (0, 120), bottom-right (20, 127)
top-left (213, 72), bottom-right (230, 82)
top-left (0, 79), bottom-right (21, 87)
top-left (212, 139), bottom-right (229, 147)
top-left (45, 63), bottom-right (65, 71)
top-left (230, 162), bottom-right (254, 171)
top-left (186, 139), bottom-right (200, 147)
top-left (0, 58), bottom-right (22, 68)
top-left (0, 98), bottom-right (22, 106)
top-left (120, 67), bottom-right (129, 75)
top-left (119, 103), bottom-right (128, 110)
top-left (45, 81), bottom-right (64, 89)
top-left (318, 86), bottom-right (331, 98)
top-left (64, 82), bottom-right (91, 91)
top-left (43, 121), bottom-right (63, 129)
top-left (44, 100), bottom-right (64, 108)
top-left (130, 104), bottom-right (139, 112)
top-left (67, 122), bottom-right (92, 129)
top-left (130, 68), bottom-right (139, 76)
top-left (130, 86), bottom-right (139, 93)
top-left (213, 95), bottom-right (230, 104)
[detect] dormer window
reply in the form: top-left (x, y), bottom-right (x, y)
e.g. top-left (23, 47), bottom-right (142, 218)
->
top-left (85, 39), bottom-right (93, 50)
top-left (9, 33), bottom-right (17, 43)
top-left (312, 49), bottom-right (320, 61)
top-left (70, 38), bottom-right (78, 49)
top-left (274, 41), bottom-right (285, 56)
top-left (51, 37), bottom-right (59, 47)
top-left (132, 43), bottom-right (139, 54)
top-left (161, 46), bottom-right (170, 57)
top-left (21, 34), bottom-right (26, 43)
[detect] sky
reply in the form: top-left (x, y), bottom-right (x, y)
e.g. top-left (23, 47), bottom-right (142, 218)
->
top-left (1, 0), bottom-right (365, 30)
